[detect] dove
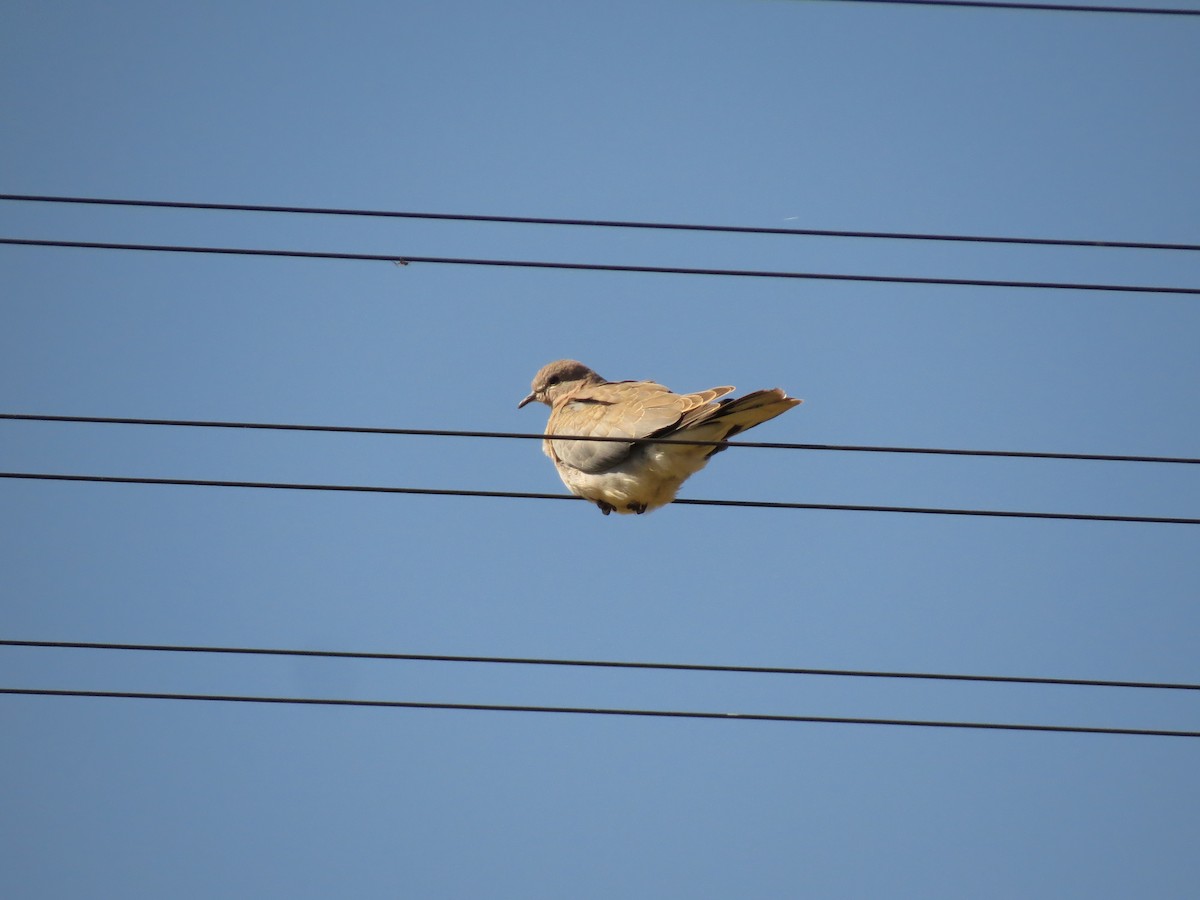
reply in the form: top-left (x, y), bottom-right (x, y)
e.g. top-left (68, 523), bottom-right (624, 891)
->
top-left (518, 359), bottom-right (802, 515)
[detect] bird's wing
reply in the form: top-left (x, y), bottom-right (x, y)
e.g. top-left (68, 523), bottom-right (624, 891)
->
top-left (546, 380), bottom-right (734, 473)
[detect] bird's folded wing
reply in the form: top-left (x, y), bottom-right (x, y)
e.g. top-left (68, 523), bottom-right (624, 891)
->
top-left (548, 380), bottom-right (734, 473)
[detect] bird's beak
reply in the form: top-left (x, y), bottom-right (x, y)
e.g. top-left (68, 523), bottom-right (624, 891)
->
top-left (518, 392), bottom-right (536, 409)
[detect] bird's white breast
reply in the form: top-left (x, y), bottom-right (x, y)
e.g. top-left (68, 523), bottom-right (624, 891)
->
top-left (553, 442), bottom-right (716, 513)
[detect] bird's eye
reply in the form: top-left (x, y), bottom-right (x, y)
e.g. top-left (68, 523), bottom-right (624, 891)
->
top-left (546, 376), bottom-right (560, 386)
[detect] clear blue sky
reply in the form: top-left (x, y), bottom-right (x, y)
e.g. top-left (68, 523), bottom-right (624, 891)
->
top-left (3, 1), bottom-right (1198, 897)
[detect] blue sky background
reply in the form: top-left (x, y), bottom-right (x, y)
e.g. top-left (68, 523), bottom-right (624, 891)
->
top-left (2, 1), bottom-right (1198, 897)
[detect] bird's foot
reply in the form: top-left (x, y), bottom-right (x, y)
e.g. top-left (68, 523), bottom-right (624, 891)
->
top-left (628, 503), bottom-right (647, 515)
top-left (596, 501), bottom-right (615, 515)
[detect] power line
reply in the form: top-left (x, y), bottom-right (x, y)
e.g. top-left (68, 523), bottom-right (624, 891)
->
top-left (3, 237), bottom-right (1197, 295)
top-left (820, 0), bottom-right (1200, 17)
top-left (2, 471), bottom-right (1196, 524)
top-left (2, 687), bottom-right (1194, 738)
top-left (2, 412), bottom-right (1196, 465)
top-left (5, 639), bottom-right (1196, 692)
top-left (3, 193), bottom-right (1197, 251)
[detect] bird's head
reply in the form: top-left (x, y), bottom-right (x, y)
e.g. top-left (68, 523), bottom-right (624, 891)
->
top-left (518, 359), bottom-right (603, 409)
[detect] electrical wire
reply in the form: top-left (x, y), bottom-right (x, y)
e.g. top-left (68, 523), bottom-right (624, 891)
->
top-left (4, 639), bottom-right (1196, 691)
top-left (819, 0), bottom-right (1200, 17)
top-left (825, 0), bottom-right (1200, 16)
top-left (3, 193), bottom-right (1197, 251)
top-left (3, 237), bottom-right (1197, 295)
top-left (2, 471), bottom-right (1195, 524)
top-left (2, 687), bottom-right (1194, 738)
top-left (2, 412), bottom-right (1195, 465)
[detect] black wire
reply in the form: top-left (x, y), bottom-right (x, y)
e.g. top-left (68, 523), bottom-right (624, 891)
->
top-left (3, 237), bottom-right (1197, 295)
top-left (2, 471), bottom-right (1195, 524)
top-left (2, 413), bottom-right (1195, 465)
top-left (3, 193), bottom-right (1197, 251)
top-left (821, 0), bottom-right (1200, 16)
top-left (2, 687), bottom-right (1194, 738)
top-left (5, 639), bottom-right (1196, 692)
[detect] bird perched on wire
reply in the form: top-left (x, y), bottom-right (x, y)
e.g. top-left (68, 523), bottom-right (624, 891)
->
top-left (518, 359), bottom-right (802, 515)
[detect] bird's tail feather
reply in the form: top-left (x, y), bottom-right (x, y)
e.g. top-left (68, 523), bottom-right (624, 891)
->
top-left (676, 389), bottom-right (802, 446)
